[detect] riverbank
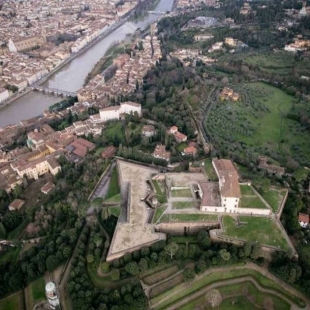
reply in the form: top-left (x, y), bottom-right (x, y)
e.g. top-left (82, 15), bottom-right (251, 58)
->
top-left (0, 11), bottom-right (133, 114)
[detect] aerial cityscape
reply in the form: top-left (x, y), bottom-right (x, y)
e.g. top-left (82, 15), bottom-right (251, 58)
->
top-left (1, 0), bottom-right (310, 309)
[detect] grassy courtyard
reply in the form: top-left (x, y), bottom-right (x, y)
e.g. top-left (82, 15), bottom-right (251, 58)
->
top-left (108, 206), bottom-right (121, 217)
top-left (221, 216), bottom-right (289, 250)
top-left (153, 205), bottom-right (167, 223)
top-left (259, 188), bottom-right (286, 213)
top-left (171, 188), bottom-right (193, 197)
top-left (161, 213), bottom-right (218, 222)
top-left (204, 158), bottom-right (218, 181)
top-left (172, 201), bottom-right (195, 209)
top-left (239, 196), bottom-right (268, 209)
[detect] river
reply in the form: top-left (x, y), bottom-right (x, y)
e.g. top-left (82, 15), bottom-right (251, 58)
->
top-left (0, 0), bottom-right (175, 127)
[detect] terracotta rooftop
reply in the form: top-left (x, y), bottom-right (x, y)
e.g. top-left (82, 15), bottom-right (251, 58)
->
top-left (299, 213), bottom-right (310, 224)
top-left (212, 158), bottom-right (241, 198)
top-left (9, 199), bottom-right (25, 211)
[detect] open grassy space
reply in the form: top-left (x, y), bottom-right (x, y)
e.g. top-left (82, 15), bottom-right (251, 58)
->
top-left (104, 193), bottom-right (122, 203)
top-left (239, 196), bottom-right (268, 209)
top-left (29, 277), bottom-right (45, 306)
top-left (143, 265), bottom-right (179, 286)
top-left (105, 167), bottom-right (120, 200)
top-left (152, 180), bottom-right (167, 204)
top-left (108, 206), bottom-right (121, 217)
top-left (176, 142), bottom-right (188, 153)
top-left (207, 82), bottom-right (310, 164)
top-left (204, 159), bottom-right (218, 181)
top-left (171, 188), bottom-right (192, 198)
top-left (172, 201), bottom-right (195, 209)
top-left (221, 216), bottom-right (289, 250)
top-left (179, 280), bottom-right (290, 310)
top-left (0, 246), bottom-right (21, 265)
top-left (161, 213), bottom-right (218, 223)
top-left (153, 205), bottom-right (167, 223)
top-left (0, 291), bottom-right (24, 310)
top-left (259, 188), bottom-right (286, 213)
top-left (151, 267), bottom-right (304, 309)
top-left (240, 185), bottom-right (256, 196)
top-left (170, 236), bottom-right (198, 243)
top-left (94, 146), bottom-right (105, 157)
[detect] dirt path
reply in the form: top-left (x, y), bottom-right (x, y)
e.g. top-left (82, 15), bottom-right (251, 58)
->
top-left (150, 262), bottom-right (310, 310)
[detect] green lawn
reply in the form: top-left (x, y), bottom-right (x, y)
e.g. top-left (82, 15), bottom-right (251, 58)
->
top-left (30, 277), bottom-right (45, 304)
top-left (206, 82), bottom-right (310, 163)
top-left (172, 201), bottom-right (195, 209)
top-left (240, 185), bottom-right (256, 196)
top-left (0, 246), bottom-right (21, 265)
top-left (153, 205), bottom-right (167, 223)
top-left (204, 159), bottom-right (218, 181)
top-left (153, 180), bottom-right (163, 195)
top-left (239, 196), bottom-right (268, 209)
top-left (151, 267), bottom-right (303, 309)
top-left (221, 216), bottom-right (289, 250)
top-left (95, 146), bottom-right (105, 156)
top-left (171, 189), bottom-right (192, 197)
top-left (105, 167), bottom-right (120, 200)
top-left (176, 142), bottom-right (188, 153)
top-left (104, 193), bottom-right (122, 203)
top-left (108, 206), bottom-right (121, 217)
top-left (161, 214), bottom-right (218, 222)
top-left (153, 180), bottom-right (167, 204)
top-left (259, 188), bottom-right (286, 213)
top-left (0, 291), bottom-right (23, 310)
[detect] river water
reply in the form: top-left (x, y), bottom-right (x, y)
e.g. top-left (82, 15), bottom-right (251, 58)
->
top-left (0, 0), bottom-right (174, 127)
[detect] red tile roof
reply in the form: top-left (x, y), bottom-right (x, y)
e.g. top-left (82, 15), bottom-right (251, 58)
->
top-left (299, 213), bottom-right (310, 223)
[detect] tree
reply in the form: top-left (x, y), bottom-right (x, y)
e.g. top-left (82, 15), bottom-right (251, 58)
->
top-left (92, 197), bottom-right (103, 208)
top-left (93, 233), bottom-right (103, 248)
top-left (87, 254), bottom-right (94, 264)
top-left (110, 268), bottom-right (120, 281)
top-left (197, 230), bottom-right (211, 249)
top-left (183, 268), bottom-right (195, 281)
top-left (206, 289), bottom-right (222, 308)
top-left (125, 262), bottom-right (139, 276)
top-left (101, 262), bottom-right (110, 273)
top-left (165, 242), bottom-right (179, 259)
top-left (138, 258), bottom-right (148, 272)
top-left (243, 241), bottom-right (252, 257)
top-left (250, 242), bottom-right (262, 260)
top-left (219, 249), bottom-right (231, 261)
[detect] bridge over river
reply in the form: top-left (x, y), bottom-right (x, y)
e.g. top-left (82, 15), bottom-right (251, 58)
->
top-left (29, 86), bottom-right (77, 97)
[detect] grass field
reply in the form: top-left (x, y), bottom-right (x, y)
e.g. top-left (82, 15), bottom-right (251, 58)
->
top-left (207, 82), bottom-right (310, 164)
top-left (161, 214), bottom-right (218, 222)
top-left (105, 167), bottom-right (120, 200)
top-left (29, 277), bottom-right (45, 306)
top-left (204, 159), bottom-right (218, 181)
top-left (153, 205), bottom-right (167, 223)
top-left (150, 267), bottom-right (303, 309)
top-left (171, 189), bottom-right (193, 197)
top-left (153, 180), bottom-right (167, 204)
top-left (240, 185), bottom-right (256, 196)
top-left (104, 193), bottom-right (122, 203)
top-left (239, 196), bottom-right (268, 209)
top-left (172, 201), bottom-right (195, 209)
top-left (176, 142), bottom-right (188, 153)
top-left (0, 291), bottom-right (23, 310)
top-left (95, 146), bottom-right (105, 157)
top-left (221, 216), bottom-right (288, 250)
top-left (143, 265), bottom-right (179, 286)
top-left (108, 206), bottom-right (121, 217)
top-left (179, 280), bottom-right (290, 310)
top-left (0, 246), bottom-right (21, 265)
top-left (259, 188), bottom-right (286, 213)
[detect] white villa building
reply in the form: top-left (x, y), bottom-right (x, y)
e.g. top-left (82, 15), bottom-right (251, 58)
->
top-left (199, 158), bottom-right (270, 215)
top-left (45, 282), bottom-right (60, 309)
top-left (99, 101), bottom-right (141, 122)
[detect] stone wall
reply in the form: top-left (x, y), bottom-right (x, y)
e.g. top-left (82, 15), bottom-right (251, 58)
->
top-left (155, 222), bottom-right (219, 235)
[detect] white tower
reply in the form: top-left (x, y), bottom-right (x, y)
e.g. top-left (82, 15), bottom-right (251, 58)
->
top-left (45, 282), bottom-right (60, 309)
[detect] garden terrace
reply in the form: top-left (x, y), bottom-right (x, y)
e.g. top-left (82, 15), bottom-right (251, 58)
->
top-left (220, 216), bottom-right (289, 250)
